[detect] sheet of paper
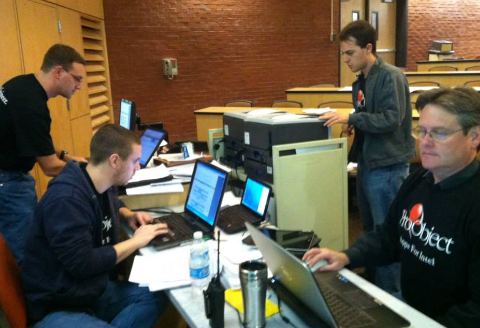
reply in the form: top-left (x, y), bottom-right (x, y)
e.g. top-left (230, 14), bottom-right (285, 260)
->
top-left (129, 164), bottom-right (170, 183)
top-left (168, 163), bottom-right (195, 177)
top-left (302, 108), bottom-right (338, 115)
top-left (270, 114), bottom-right (310, 121)
top-left (339, 86), bottom-right (352, 91)
top-left (129, 245), bottom-right (191, 285)
top-left (126, 182), bottom-right (184, 196)
top-left (246, 108), bottom-right (284, 116)
top-left (221, 191), bottom-right (241, 207)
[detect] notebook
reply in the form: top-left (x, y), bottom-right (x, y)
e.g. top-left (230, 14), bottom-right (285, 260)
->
top-left (139, 128), bottom-right (166, 168)
top-left (216, 177), bottom-right (272, 234)
top-left (245, 222), bottom-right (410, 328)
top-left (150, 160), bottom-right (228, 250)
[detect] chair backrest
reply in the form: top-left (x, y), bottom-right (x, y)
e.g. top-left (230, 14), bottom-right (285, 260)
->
top-left (309, 83), bottom-right (337, 88)
top-left (271, 100), bottom-right (303, 108)
top-left (428, 66), bottom-right (458, 72)
top-left (465, 66), bottom-right (480, 71)
top-left (0, 234), bottom-right (26, 328)
top-left (225, 100), bottom-right (253, 107)
top-left (464, 80), bottom-right (480, 87)
top-left (318, 101), bottom-right (353, 109)
top-left (409, 81), bottom-right (440, 87)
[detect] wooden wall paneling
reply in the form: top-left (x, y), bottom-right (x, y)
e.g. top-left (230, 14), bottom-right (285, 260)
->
top-left (56, 0), bottom-right (104, 19)
top-left (340, 0), bottom-right (365, 87)
top-left (58, 6), bottom-right (91, 120)
top-left (0, 0), bottom-right (24, 85)
top-left (70, 114), bottom-right (92, 158)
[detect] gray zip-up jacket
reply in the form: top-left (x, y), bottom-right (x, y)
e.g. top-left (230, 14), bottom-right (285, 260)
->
top-left (348, 57), bottom-right (415, 170)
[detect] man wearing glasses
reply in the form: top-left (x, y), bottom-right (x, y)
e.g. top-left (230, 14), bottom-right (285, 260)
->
top-left (304, 87), bottom-right (480, 327)
top-left (0, 44), bottom-right (87, 264)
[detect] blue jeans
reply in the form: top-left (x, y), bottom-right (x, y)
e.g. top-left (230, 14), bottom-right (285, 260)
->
top-left (356, 161), bottom-right (409, 295)
top-left (34, 281), bottom-right (168, 328)
top-left (0, 169), bottom-right (37, 266)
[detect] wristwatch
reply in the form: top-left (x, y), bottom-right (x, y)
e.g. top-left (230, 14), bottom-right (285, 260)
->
top-left (59, 150), bottom-right (69, 160)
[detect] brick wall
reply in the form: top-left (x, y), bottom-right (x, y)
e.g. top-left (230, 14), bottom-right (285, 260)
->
top-left (407, 0), bottom-right (480, 71)
top-left (104, 0), bottom-right (339, 141)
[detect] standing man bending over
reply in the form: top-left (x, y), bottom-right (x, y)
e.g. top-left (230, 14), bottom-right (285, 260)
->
top-left (22, 125), bottom-right (169, 328)
top-left (319, 20), bottom-right (415, 294)
top-left (305, 87), bottom-right (480, 328)
top-left (0, 44), bottom-right (87, 264)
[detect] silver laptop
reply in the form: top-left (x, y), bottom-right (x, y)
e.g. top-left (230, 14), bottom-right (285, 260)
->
top-left (245, 222), bottom-right (410, 328)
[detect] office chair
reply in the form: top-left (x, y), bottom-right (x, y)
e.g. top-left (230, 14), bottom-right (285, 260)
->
top-left (0, 234), bottom-right (26, 328)
top-left (465, 66), bottom-right (480, 71)
top-left (464, 80), bottom-right (480, 87)
top-left (271, 100), bottom-right (303, 108)
top-left (224, 100), bottom-right (253, 107)
top-left (409, 81), bottom-right (440, 87)
top-left (428, 66), bottom-right (458, 72)
top-left (318, 101), bottom-right (353, 109)
top-left (309, 83), bottom-right (337, 88)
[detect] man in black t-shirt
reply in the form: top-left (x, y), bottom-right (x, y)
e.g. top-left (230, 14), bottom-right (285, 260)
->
top-left (0, 44), bottom-right (87, 264)
top-left (304, 87), bottom-right (480, 328)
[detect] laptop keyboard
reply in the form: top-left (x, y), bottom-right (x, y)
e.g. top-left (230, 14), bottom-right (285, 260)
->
top-left (217, 206), bottom-right (258, 232)
top-left (318, 281), bottom-right (375, 328)
top-left (153, 215), bottom-right (193, 240)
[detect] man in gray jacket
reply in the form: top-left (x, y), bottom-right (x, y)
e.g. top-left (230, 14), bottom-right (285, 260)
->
top-left (320, 20), bottom-right (415, 294)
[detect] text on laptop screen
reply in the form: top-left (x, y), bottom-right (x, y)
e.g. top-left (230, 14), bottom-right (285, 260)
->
top-left (139, 129), bottom-right (165, 167)
top-left (119, 99), bottom-right (136, 131)
top-left (186, 162), bottom-right (226, 226)
top-left (242, 178), bottom-right (270, 216)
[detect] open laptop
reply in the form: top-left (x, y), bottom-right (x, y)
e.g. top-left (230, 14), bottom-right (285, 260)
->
top-left (139, 128), bottom-right (166, 168)
top-left (245, 222), bottom-right (410, 328)
top-left (150, 160), bottom-right (228, 250)
top-left (216, 177), bottom-right (272, 234)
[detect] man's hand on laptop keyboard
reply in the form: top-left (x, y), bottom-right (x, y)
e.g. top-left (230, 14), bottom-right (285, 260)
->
top-left (131, 222), bottom-right (169, 248)
top-left (303, 248), bottom-right (350, 272)
top-left (120, 207), bottom-right (155, 231)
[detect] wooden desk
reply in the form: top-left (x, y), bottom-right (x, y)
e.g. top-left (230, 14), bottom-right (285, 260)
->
top-left (120, 184), bottom-right (190, 210)
top-left (195, 107), bottom-right (307, 141)
top-left (417, 59), bottom-right (480, 72)
top-left (405, 71), bottom-right (480, 86)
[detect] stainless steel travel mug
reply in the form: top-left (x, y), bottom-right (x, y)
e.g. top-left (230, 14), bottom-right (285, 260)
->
top-left (239, 260), bottom-right (268, 328)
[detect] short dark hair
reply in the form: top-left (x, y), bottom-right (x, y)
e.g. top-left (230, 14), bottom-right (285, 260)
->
top-left (416, 86), bottom-right (480, 135)
top-left (339, 20), bottom-right (377, 54)
top-left (40, 44), bottom-right (86, 73)
top-left (90, 125), bottom-right (141, 165)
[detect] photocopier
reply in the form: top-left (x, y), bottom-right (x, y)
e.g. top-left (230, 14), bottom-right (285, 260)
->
top-left (222, 109), bottom-right (331, 183)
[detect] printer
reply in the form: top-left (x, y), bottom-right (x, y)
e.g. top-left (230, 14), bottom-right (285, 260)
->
top-left (224, 110), bottom-right (330, 183)
top-left (222, 109), bottom-right (285, 167)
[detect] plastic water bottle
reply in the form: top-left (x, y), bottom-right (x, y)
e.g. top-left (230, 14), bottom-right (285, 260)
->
top-left (189, 231), bottom-right (210, 292)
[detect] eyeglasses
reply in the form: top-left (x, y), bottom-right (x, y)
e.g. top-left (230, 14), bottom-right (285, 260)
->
top-left (62, 67), bottom-right (83, 83)
top-left (412, 126), bottom-right (464, 141)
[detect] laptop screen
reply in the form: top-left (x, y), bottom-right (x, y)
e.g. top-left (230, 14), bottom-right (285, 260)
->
top-left (186, 161), bottom-right (227, 226)
top-left (139, 129), bottom-right (165, 167)
top-left (242, 178), bottom-right (271, 216)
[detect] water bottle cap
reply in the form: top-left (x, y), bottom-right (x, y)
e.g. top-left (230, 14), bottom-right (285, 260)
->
top-left (193, 231), bottom-right (203, 239)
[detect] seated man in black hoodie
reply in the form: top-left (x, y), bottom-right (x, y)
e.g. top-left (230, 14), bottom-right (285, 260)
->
top-left (304, 86), bottom-right (480, 328)
top-left (22, 124), bottom-right (169, 328)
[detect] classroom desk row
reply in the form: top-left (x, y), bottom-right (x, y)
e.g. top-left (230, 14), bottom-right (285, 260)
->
top-left (286, 86), bottom-right (480, 109)
top-left (416, 59), bottom-right (480, 72)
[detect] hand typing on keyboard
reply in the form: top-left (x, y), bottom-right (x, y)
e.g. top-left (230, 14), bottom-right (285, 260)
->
top-left (131, 221), bottom-right (169, 248)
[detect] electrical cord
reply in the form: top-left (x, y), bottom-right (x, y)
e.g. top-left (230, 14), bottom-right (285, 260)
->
top-left (276, 294), bottom-right (299, 328)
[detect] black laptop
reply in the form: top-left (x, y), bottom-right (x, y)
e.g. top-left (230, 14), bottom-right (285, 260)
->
top-left (246, 222), bottom-right (410, 328)
top-left (216, 177), bottom-right (272, 234)
top-left (139, 128), bottom-right (166, 168)
top-left (150, 160), bottom-right (228, 250)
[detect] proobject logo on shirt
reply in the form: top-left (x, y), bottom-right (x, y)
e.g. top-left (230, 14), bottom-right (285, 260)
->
top-left (357, 89), bottom-right (365, 109)
top-left (399, 203), bottom-right (454, 254)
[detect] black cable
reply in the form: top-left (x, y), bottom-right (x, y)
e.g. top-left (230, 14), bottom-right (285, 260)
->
top-left (276, 294), bottom-right (299, 328)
